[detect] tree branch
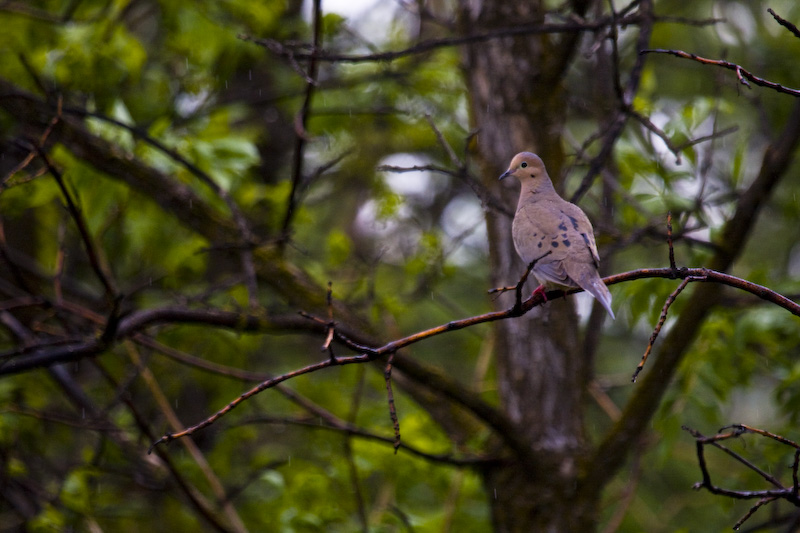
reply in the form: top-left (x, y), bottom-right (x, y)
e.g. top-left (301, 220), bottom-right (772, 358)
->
top-left (767, 8), bottom-right (800, 40)
top-left (242, 13), bottom-right (642, 64)
top-left (684, 424), bottom-right (800, 530)
top-left (24, 139), bottom-right (118, 300)
top-left (234, 415), bottom-right (498, 467)
top-left (570, 0), bottom-right (654, 203)
top-left (641, 49), bottom-right (800, 97)
top-left (279, 0), bottom-right (323, 246)
top-left (133, 263), bottom-right (798, 453)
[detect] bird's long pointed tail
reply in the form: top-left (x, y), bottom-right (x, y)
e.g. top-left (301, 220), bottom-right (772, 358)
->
top-left (586, 279), bottom-right (615, 320)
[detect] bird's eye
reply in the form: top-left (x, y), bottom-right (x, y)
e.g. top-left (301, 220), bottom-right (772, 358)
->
top-left (520, 162), bottom-right (528, 168)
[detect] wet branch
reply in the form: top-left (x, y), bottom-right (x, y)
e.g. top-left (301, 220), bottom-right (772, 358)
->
top-left (142, 263), bottom-right (799, 452)
top-left (279, 0), bottom-right (323, 246)
top-left (684, 424), bottom-right (800, 530)
top-left (641, 48), bottom-right (800, 97)
top-left (767, 8), bottom-right (800, 40)
top-left (242, 13), bottom-right (641, 64)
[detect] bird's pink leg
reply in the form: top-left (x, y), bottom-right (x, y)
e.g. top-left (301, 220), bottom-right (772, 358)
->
top-left (532, 284), bottom-right (548, 302)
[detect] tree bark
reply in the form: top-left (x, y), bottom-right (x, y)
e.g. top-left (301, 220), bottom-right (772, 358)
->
top-left (458, 0), bottom-right (597, 530)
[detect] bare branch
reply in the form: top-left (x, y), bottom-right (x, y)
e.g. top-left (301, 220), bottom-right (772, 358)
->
top-left (666, 211), bottom-right (676, 271)
top-left (377, 162), bottom-right (514, 218)
top-left (653, 15), bottom-right (724, 27)
top-left (672, 125), bottom-right (739, 153)
top-left (684, 425), bottom-right (800, 530)
top-left (137, 263), bottom-right (800, 451)
top-left (148, 353), bottom-right (372, 452)
top-left (241, 14), bottom-right (641, 65)
top-left (3, 264), bottom-right (798, 377)
top-left (767, 8), bottom-right (800, 40)
top-left (125, 342), bottom-right (248, 533)
top-left (23, 133), bottom-right (118, 300)
top-left (488, 252), bottom-right (552, 313)
top-left (424, 114), bottom-right (460, 168)
top-left (236, 415), bottom-right (498, 467)
top-left (279, 0), bottom-right (324, 246)
top-left (570, 0), bottom-right (654, 203)
top-left (641, 49), bottom-right (800, 97)
top-left (631, 276), bottom-right (694, 382)
top-left (384, 352), bottom-right (401, 453)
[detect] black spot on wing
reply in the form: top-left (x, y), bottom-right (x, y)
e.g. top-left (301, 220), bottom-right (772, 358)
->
top-left (568, 216), bottom-right (581, 231)
top-left (558, 221), bottom-right (568, 232)
top-left (562, 240), bottom-right (571, 247)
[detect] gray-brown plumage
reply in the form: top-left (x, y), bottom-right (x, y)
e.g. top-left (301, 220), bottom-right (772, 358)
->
top-left (499, 152), bottom-right (614, 319)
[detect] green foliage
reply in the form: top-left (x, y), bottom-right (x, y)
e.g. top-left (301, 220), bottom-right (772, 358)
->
top-left (2, 0), bottom-right (800, 532)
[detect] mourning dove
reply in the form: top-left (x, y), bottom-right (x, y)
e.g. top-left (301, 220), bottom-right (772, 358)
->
top-left (499, 152), bottom-right (615, 319)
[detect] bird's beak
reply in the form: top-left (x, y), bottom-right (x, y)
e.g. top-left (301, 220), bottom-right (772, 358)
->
top-left (499, 169), bottom-right (512, 180)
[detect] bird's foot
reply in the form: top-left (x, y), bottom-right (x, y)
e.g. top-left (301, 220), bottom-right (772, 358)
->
top-left (532, 284), bottom-right (548, 303)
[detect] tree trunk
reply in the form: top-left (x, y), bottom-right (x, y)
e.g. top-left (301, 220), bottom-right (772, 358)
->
top-left (458, 0), bottom-right (597, 530)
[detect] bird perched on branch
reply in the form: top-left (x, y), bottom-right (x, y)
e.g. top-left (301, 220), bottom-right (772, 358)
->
top-left (499, 152), bottom-right (614, 319)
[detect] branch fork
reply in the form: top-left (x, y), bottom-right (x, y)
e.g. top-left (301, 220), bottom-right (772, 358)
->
top-left (684, 424), bottom-right (800, 530)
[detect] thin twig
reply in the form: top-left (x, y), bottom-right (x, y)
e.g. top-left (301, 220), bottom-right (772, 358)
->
top-left (385, 351), bottom-right (400, 453)
top-left (0, 87), bottom-right (59, 187)
top-left (733, 497), bottom-right (777, 531)
top-left (793, 449), bottom-right (800, 501)
top-left (641, 49), bottom-right (800, 97)
top-left (377, 162), bottom-right (513, 218)
top-left (767, 8), bottom-right (800, 40)
top-left (425, 114), bottom-right (460, 167)
top-left (672, 125), bottom-right (738, 153)
top-left (667, 211), bottom-right (676, 271)
top-left (629, 109), bottom-right (683, 163)
top-left (28, 142), bottom-right (117, 300)
top-left (719, 424), bottom-right (800, 450)
top-left (89, 360), bottom-right (233, 532)
top-left (344, 366), bottom-right (369, 532)
top-left (148, 353), bottom-right (372, 452)
top-left (237, 414), bottom-right (496, 466)
top-left (322, 281), bottom-right (336, 357)
top-left (606, 0), bottom-right (625, 103)
top-left (54, 219), bottom-right (67, 304)
top-left (487, 251), bottom-right (552, 313)
top-left (684, 425), bottom-right (800, 530)
top-left (631, 276), bottom-right (697, 382)
top-left (125, 341), bottom-right (248, 533)
top-left (654, 15), bottom-right (724, 27)
top-left (242, 13), bottom-right (642, 64)
top-left (279, 0), bottom-right (323, 246)
top-left (570, 0), bottom-right (655, 204)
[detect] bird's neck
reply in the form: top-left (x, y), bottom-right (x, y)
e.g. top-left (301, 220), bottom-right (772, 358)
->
top-left (517, 179), bottom-right (556, 210)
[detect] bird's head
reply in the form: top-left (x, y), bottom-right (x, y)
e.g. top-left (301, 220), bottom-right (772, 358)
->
top-left (499, 152), bottom-right (548, 182)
